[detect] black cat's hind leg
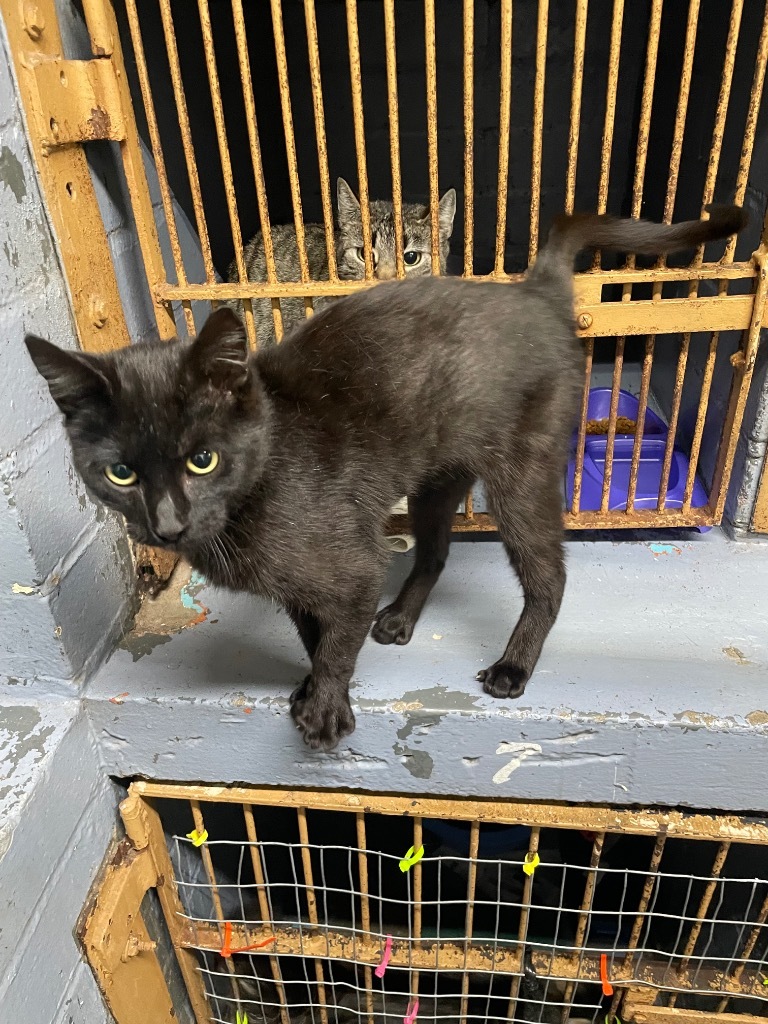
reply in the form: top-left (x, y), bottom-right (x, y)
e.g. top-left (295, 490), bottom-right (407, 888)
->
top-left (479, 460), bottom-right (566, 699)
top-left (372, 472), bottom-right (475, 646)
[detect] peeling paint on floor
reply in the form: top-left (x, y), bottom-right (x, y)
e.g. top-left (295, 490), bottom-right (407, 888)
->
top-left (492, 741), bottom-right (543, 783)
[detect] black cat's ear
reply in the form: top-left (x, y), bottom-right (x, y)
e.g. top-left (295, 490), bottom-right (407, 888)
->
top-left (188, 308), bottom-right (250, 391)
top-left (25, 335), bottom-right (112, 417)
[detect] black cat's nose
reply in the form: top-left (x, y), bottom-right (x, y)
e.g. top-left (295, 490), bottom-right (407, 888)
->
top-left (155, 527), bottom-right (185, 545)
top-left (153, 494), bottom-right (188, 545)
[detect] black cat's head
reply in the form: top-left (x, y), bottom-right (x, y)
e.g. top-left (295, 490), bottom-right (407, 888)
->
top-left (25, 309), bottom-right (268, 549)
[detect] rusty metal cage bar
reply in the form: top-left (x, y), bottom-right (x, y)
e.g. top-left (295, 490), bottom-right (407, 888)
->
top-left (123, 0), bottom-right (195, 336)
top-left (528, 0), bottom-right (548, 264)
top-left (296, 806), bottom-right (331, 1024)
top-left (345, 0), bottom-right (374, 280)
top-left (242, 804), bottom-right (291, 1024)
top-left (383, 0), bottom-right (405, 279)
top-left (424, 0), bottom-right (441, 275)
top-left (157, 0), bottom-right (216, 287)
top-left (303, 0), bottom-right (338, 286)
top-left (270, 0), bottom-right (314, 321)
top-left (197, 0), bottom-right (257, 348)
top-left (493, 0), bottom-right (513, 276)
top-left (231, 0), bottom-right (284, 342)
top-left (462, 0), bottom-right (474, 277)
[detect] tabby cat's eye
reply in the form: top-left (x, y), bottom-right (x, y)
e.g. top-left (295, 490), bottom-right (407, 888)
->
top-left (186, 450), bottom-right (219, 475)
top-left (403, 250), bottom-right (421, 266)
top-left (105, 463), bottom-right (138, 486)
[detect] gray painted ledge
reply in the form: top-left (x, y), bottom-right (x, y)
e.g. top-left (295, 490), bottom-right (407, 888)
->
top-left (85, 533), bottom-right (768, 811)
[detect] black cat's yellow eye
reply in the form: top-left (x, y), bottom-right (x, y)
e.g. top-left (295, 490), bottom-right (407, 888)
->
top-left (403, 250), bottom-right (421, 266)
top-left (105, 463), bottom-right (138, 486)
top-left (186, 450), bottom-right (219, 475)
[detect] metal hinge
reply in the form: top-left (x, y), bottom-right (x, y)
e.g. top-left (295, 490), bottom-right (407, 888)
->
top-left (29, 56), bottom-right (125, 150)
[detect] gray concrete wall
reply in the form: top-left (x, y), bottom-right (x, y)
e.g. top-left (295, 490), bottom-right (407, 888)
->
top-left (0, 15), bottom-right (135, 694)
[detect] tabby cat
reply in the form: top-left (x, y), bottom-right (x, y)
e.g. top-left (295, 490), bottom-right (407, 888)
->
top-left (26, 204), bottom-right (745, 750)
top-left (228, 177), bottom-right (457, 345)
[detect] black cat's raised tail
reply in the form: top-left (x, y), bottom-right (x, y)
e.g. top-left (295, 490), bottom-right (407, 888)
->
top-left (530, 203), bottom-right (747, 282)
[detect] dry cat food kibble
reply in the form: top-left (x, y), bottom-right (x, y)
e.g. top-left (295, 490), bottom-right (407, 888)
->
top-left (585, 416), bottom-right (638, 435)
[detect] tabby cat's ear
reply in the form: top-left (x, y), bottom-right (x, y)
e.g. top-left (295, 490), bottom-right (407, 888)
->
top-left (337, 177), bottom-right (361, 226)
top-left (25, 335), bottom-right (112, 417)
top-left (187, 308), bottom-right (250, 391)
top-left (437, 189), bottom-right (457, 237)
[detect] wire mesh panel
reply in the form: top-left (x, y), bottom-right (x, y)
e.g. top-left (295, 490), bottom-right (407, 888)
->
top-left (71, 0), bottom-right (768, 529)
top-left (122, 785), bottom-right (768, 1024)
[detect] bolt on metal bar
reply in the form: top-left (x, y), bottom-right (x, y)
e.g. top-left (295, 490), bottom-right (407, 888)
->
top-left (296, 807), bottom-right (330, 1024)
top-left (303, 0), bottom-right (337, 284)
top-left (462, 0), bottom-right (474, 277)
top-left (242, 805), bottom-right (291, 1024)
top-left (123, 0), bottom-right (195, 336)
top-left (355, 812), bottom-right (375, 1024)
top-left (157, 0), bottom-right (216, 287)
top-left (345, 0), bottom-right (374, 280)
top-left (494, 0), bottom-right (513, 276)
top-left (424, 0), bottom-right (440, 274)
top-left (231, 0), bottom-right (284, 342)
top-left (528, 0), bottom-right (549, 264)
top-left (197, 0), bottom-right (257, 349)
top-left (383, 0), bottom-right (405, 279)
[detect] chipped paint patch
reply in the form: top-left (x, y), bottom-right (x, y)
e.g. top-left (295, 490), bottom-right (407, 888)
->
top-left (492, 741), bottom-right (543, 783)
top-left (394, 742), bottom-right (434, 779)
top-left (746, 711), bottom-right (768, 727)
top-left (723, 645), bottom-right (750, 665)
top-left (649, 543), bottom-right (682, 557)
top-left (11, 583), bottom-right (37, 595)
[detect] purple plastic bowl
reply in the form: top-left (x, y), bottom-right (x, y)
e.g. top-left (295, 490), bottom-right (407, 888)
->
top-left (566, 389), bottom-right (711, 531)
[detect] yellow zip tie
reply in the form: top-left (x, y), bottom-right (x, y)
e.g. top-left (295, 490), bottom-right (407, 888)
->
top-left (186, 828), bottom-right (208, 847)
top-left (399, 845), bottom-right (425, 872)
top-left (522, 852), bottom-right (540, 876)
top-left (236, 1012), bottom-right (249, 1024)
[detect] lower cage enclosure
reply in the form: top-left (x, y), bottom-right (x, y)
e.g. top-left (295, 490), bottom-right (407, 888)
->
top-left (81, 785), bottom-right (768, 1024)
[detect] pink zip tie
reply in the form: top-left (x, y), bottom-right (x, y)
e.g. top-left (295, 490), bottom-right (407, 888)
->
top-left (375, 935), bottom-right (393, 978)
top-left (404, 1000), bottom-right (419, 1024)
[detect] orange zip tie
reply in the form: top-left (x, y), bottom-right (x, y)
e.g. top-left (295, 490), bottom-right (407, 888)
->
top-left (600, 953), bottom-right (614, 996)
top-left (220, 921), bottom-right (276, 958)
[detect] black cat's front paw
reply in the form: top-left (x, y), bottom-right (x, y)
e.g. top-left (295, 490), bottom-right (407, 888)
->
top-left (371, 605), bottom-right (415, 646)
top-left (290, 677), bottom-right (356, 750)
top-left (477, 662), bottom-right (528, 699)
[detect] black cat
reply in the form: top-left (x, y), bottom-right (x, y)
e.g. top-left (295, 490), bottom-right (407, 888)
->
top-left (26, 205), bottom-right (746, 750)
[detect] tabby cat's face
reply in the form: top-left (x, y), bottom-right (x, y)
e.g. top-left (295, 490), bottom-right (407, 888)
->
top-left (25, 311), bottom-right (264, 551)
top-left (336, 177), bottom-right (456, 281)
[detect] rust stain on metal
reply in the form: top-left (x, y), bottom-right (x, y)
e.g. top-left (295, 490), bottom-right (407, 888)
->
top-left (88, 105), bottom-right (110, 137)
